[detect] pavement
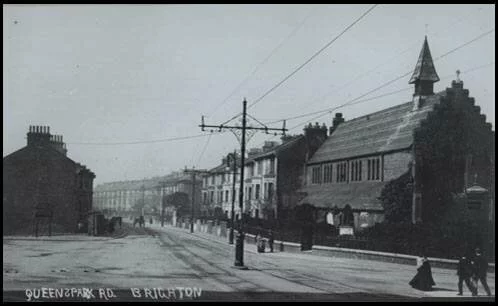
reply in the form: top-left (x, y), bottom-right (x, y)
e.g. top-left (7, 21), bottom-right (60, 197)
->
top-left (3, 221), bottom-right (495, 302)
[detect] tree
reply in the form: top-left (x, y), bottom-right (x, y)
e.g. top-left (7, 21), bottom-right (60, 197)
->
top-left (166, 192), bottom-right (190, 217)
top-left (379, 169), bottom-right (413, 223)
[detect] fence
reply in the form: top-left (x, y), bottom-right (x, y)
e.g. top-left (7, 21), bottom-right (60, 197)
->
top-left (169, 217), bottom-right (495, 273)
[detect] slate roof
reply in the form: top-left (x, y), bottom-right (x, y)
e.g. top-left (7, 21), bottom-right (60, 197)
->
top-left (248, 135), bottom-right (304, 162)
top-left (308, 92), bottom-right (445, 164)
top-left (409, 36), bottom-right (440, 84)
top-left (94, 172), bottom-right (195, 191)
top-left (299, 181), bottom-right (387, 211)
top-left (3, 144), bottom-right (95, 178)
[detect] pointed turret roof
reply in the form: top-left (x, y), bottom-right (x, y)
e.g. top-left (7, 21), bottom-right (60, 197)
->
top-left (409, 36), bottom-right (440, 84)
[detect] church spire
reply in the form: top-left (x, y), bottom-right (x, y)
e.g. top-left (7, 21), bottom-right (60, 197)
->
top-left (409, 36), bottom-right (440, 96)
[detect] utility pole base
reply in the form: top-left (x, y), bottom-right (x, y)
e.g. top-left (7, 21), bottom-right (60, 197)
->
top-left (234, 231), bottom-right (245, 267)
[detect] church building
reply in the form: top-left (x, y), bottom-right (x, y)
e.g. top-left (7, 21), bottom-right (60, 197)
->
top-left (300, 37), bottom-right (495, 237)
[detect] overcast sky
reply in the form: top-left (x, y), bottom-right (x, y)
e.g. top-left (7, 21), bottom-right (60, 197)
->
top-left (3, 4), bottom-right (495, 185)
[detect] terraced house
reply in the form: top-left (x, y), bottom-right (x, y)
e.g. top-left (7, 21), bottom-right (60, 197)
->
top-left (300, 37), bottom-right (495, 237)
top-left (202, 124), bottom-right (328, 222)
top-left (93, 171), bottom-right (201, 220)
top-left (3, 126), bottom-right (95, 235)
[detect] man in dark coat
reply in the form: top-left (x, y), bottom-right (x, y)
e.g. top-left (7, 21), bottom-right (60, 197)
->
top-left (472, 248), bottom-right (491, 296)
top-left (457, 255), bottom-right (476, 296)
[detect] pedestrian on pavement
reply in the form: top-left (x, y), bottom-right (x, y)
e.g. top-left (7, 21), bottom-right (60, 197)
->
top-left (457, 253), bottom-right (477, 296)
top-left (268, 229), bottom-right (274, 253)
top-left (256, 233), bottom-right (265, 253)
top-left (472, 248), bottom-right (491, 296)
top-left (409, 255), bottom-right (436, 291)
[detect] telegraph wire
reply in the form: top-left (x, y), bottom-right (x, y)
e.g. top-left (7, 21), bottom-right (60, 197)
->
top-left (247, 4), bottom-right (379, 110)
top-left (433, 28), bottom-right (495, 61)
top-left (259, 27), bottom-right (495, 127)
top-left (196, 133), bottom-right (212, 168)
top-left (220, 22), bottom-right (492, 129)
top-left (69, 61), bottom-right (493, 147)
top-left (67, 132), bottom-right (225, 146)
top-left (208, 7), bottom-right (319, 117)
top-left (285, 61), bottom-right (495, 131)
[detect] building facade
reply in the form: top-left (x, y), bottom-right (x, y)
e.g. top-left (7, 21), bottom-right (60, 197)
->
top-left (3, 126), bottom-right (95, 235)
top-left (300, 37), bottom-right (495, 236)
top-left (201, 124), bottom-right (328, 221)
top-left (93, 171), bottom-right (202, 218)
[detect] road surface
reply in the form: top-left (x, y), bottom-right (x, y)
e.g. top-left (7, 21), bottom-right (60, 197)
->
top-left (3, 221), bottom-right (495, 302)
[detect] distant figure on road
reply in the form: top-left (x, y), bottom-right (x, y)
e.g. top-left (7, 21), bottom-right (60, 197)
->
top-left (256, 233), bottom-right (266, 253)
top-left (472, 248), bottom-right (491, 296)
top-left (457, 254), bottom-right (477, 296)
top-left (409, 255), bottom-right (435, 291)
top-left (268, 230), bottom-right (274, 253)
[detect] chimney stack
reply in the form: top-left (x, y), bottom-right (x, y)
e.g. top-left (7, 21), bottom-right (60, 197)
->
top-left (247, 148), bottom-right (263, 159)
top-left (304, 122), bottom-right (328, 158)
top-left (329, 113), bottom-right (345, 135)
top-left (262, 141), bottom-right (278, 152)
top-left (27, 125), bottom-right (51, 147)
top-left (26, 125), bottom-right (68, 156)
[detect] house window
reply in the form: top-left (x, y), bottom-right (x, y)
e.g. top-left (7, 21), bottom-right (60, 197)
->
top-left (257, 161), bottom-right (263, 175)
top-left (367, 157), bottom-right (381, 180)
top-left (211, 176), bottom-right (215, 185)
top-left (222, 173), bottom-right (226, 183)
top-left (351, 160), bottom-right (363, 182)
top-left (323, 163), bottom-right (333, 183)
top-left (269, 158), bottom-right (275, 174)
top-left (225, 190), bottom-right (229, 202)
top-left (311, 166), bottom-right (322, 184)
top-left (268, 183), bottom-right (274, 203)
top-left (255, 184), bottom-right (260, 199)
top-left (250, 165), bottom-right (255, 177)
top-left (210, 191), bottom-right (214, 203)
top-left (336, 162), bottom-right (347, 182)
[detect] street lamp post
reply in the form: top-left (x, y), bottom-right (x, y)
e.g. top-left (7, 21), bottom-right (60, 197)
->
top-left (228, 150), bottom-right (237, 245)
top-left (234, 101), bottom-right (247, 268)
top-left (199, 99), bottom-right (286, 269)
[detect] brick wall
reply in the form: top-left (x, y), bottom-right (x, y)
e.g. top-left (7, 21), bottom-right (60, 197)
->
top-left (3, 146), bottom-right (89, 234)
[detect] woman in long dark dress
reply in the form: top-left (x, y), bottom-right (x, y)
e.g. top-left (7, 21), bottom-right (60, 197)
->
top-left (409, 256), bottom-right (436, 291)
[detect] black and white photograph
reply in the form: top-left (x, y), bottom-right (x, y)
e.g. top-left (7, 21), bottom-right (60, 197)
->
top-left (3, 4), bottom-right (495, 302)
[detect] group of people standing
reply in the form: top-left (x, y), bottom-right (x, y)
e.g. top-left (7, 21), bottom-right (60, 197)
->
top-left (409, 248), bottom-right (491, 296)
